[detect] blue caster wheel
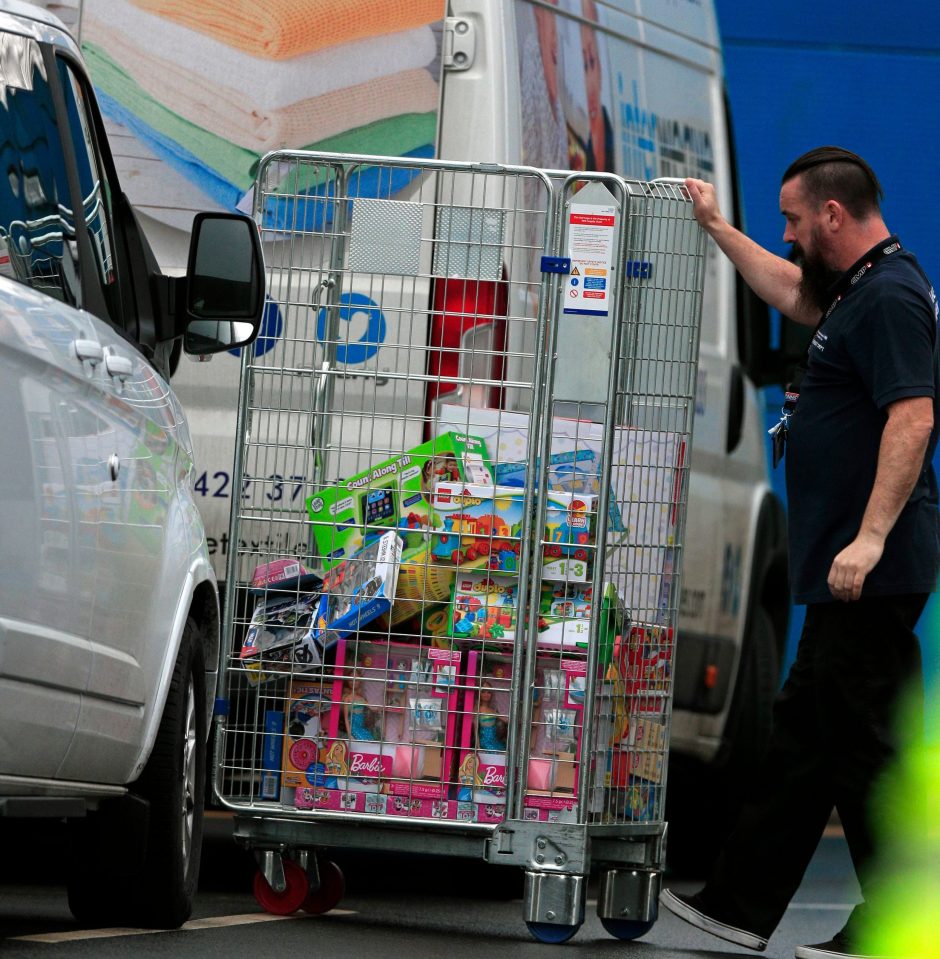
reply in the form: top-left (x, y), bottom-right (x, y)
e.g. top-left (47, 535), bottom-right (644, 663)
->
top-left (601, 917), bottom-right (655, 940)
top-left (526, 921), bottom-right (582, 944)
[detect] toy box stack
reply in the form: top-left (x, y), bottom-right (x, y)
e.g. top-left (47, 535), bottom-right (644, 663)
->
top-left (435, 405), bottom-right (685, 621)
top-left (605, 623), bottom-right (674, 822)
top-left (289, 637), bottom-right (463, 819)
top-left (250, 400), bottom-right (677, 824)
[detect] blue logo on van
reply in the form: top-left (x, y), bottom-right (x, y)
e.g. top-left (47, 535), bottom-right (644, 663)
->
top-left (316, 292), bottom-right (387, 365)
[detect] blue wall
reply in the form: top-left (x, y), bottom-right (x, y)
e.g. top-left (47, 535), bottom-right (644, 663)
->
top-left (715, 1), bottom-right (940, 689)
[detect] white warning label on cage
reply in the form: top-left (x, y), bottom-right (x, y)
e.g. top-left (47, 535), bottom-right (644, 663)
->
top-left (564, 202), bottom-right (616, 316)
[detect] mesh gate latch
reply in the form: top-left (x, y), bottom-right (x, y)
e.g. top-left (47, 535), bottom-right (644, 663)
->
top-left (540, 255), bottom-right (571, 274)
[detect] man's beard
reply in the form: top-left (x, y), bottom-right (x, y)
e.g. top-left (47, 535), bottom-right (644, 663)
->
top-left (793, 242), bottom-right (840, 317)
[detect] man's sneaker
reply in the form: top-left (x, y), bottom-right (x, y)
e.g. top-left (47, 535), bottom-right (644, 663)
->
top-left (659, 888), bottom-right (768, 951)
top-left (795, 933), bottom-right (890, 959)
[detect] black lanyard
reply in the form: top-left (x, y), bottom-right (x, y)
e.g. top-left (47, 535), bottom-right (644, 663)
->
top-left (768, 236), bottom-right (902, 467)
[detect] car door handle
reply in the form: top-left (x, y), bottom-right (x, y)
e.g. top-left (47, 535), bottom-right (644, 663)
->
top-left (104, 353), bottom-right (133, 384)
top-left (73, 338), bottom-right (103, 367)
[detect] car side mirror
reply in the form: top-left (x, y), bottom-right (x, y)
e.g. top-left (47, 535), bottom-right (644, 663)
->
top-left (182, 213), bottom-right (265, 355)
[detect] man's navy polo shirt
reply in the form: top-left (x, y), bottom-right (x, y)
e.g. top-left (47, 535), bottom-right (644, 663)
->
top-left (785, 237), bottom-right (940, 604)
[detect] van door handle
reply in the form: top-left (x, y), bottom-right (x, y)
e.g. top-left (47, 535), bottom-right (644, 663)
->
top-left (73, 338), bottom-right (103, 368)
top-left (104, 352), bottom-right (133, 386)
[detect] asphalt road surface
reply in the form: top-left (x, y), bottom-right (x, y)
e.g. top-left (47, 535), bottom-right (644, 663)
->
top-left (1, 815), bottom-right (860, 958)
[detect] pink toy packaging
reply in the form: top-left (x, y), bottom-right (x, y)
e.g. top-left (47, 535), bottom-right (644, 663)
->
top-left (293, 638), bottom-right (462, 819)
top-left (456, 651), bottom-right (608, 823)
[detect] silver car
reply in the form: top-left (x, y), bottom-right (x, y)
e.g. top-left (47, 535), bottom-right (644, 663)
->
top-left (0, 1), bottom-right (263, 927)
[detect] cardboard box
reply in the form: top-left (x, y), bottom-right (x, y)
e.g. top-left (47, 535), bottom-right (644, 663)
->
top-left (450, 572), bottom-right (519, 644)
top-left (282, 678), bottom-right (333, 789)
top-left (306, 432), bottom-right (492, 570)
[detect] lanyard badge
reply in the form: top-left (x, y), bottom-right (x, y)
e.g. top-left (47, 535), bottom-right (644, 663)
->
top-left (768, 389), bottom-right (799, 468)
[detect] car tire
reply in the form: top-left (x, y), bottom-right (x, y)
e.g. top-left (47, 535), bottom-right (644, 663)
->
top-left (67, 617), bottom-right (207, 928)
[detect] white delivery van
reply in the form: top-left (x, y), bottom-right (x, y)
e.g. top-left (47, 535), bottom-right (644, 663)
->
top-left (73, 0), bottom-right (789, 864)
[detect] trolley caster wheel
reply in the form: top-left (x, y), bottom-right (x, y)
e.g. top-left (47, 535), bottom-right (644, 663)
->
top-left (253, 859), bottom-right (309, 915)
top-left (302, 859), bottom-right (345, 914)
top-left (601, 917), bottom-right (655, 940)
top-left (526, 921), bottom-right (582, 944)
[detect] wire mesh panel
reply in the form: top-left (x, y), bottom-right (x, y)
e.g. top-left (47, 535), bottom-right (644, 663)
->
top-left (529, 176), bottom-right (704, 831)
top-left (215, 156), bottom-right (704, 862)
top-left (216, 153), bottom-right (556, 821)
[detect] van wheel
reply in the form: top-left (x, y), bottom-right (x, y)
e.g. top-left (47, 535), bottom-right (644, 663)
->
top-left (666, 607), bottom-right (778, 874)
top-left (67, 619), bottom-right (207, 928)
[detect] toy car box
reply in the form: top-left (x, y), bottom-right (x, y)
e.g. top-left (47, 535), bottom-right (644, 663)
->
top-left (239, 590), bottom-right (324, 686)
top-left (305, 431), bottom-right (492, 570)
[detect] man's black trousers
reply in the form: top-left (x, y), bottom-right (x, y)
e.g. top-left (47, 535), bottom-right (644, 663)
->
top-left (700, 593), bottom-right (927, 940)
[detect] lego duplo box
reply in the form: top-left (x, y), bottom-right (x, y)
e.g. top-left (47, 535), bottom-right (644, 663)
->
top-left (449, 572), bottom-right (519, 645)
top-left (448, 574), bottom-right (624, 655)
top-left (429, 480), bottom-right (597, 583)
top-left (294, 637), bottom-right (463, 817)
top-left (306, 431), bottom-right (492, 570)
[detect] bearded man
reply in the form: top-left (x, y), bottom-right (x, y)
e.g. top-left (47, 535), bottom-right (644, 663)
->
top-left (657, 147), bottom-right (940, 959)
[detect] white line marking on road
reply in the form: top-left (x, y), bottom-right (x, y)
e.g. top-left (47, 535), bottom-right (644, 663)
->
top-left (12, 909), bottom-right (358, 943)
top-left (788, 904), bottom-right (856, 911)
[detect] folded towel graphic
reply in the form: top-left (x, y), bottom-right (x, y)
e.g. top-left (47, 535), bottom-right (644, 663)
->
top-left (84, 16), bottom-right (438, 152)
top-left (83, 0), bottom-right (437, 112)
top-left (128, 0), bottom-right (446, 60)
top-left (84, 42), bottom-right (437, 198)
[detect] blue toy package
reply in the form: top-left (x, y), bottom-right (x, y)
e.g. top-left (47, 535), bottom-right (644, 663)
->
top-left (260, 710), bottom-right (284, 801)
top-left (309, 530), bottom-right (404, 646)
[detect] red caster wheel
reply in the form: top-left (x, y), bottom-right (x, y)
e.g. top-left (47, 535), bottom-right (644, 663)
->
top-left (302, 859), bottom-right (345, 914)
top-left (253, 859), bottom-right (309, 915)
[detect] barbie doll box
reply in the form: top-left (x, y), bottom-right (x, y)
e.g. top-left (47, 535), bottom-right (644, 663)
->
top-left (456, 651), bottom-right (609, 823)
top-left (293, 638), bottom-right (462, 816)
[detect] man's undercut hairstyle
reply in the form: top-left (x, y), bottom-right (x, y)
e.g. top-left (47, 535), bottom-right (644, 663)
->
top-left (782, 146), bottom-right (884, 220)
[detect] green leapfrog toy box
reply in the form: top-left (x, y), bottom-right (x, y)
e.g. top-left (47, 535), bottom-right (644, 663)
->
top-left (306, 432), bottom-right (492, 570)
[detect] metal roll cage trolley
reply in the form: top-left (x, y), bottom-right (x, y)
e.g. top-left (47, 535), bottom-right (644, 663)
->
top-left (214, 150), bottom-right (705, 943)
